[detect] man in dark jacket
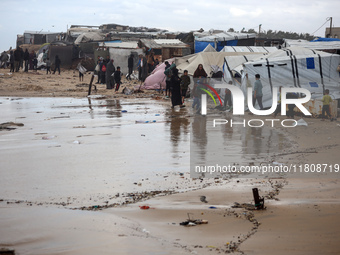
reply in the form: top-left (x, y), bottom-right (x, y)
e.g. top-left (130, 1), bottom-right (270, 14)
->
top-left (14, 47), bottom-right (21, 72)
top-left (53, 55), bottom-right (61, 75)
top-left (24, 49), bottom-right (30, 72)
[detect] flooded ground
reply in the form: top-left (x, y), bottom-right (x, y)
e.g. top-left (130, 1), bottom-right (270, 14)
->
top-left (0, 96), bottom-right (289, 207)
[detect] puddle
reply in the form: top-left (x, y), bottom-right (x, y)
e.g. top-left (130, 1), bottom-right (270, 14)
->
top-left (0, 97), bottom-right (288, 206)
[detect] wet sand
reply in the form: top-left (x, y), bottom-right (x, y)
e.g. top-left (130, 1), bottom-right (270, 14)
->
top-left (0, 69), bottom-right (340, 254)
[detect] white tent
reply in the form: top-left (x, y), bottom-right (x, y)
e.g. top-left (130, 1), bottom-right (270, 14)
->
top-left (283, 39), bottom-right (340, 51)
top-left (226, 47), bottom-right (340, 108)
top-left (175, 52), bottom-right (264, 77)
top-left (220, 46), bottom-right (278, 53)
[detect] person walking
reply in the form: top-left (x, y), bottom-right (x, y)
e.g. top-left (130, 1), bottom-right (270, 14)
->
top-left (253, 74), bottom-right (263, 110)
top-left (53, 55), bottom-right (61, 75)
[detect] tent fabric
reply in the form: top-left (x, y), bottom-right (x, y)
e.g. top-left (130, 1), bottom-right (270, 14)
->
top-left (311, 37), bottom-right (340, 42)
top-left (176, 52), bottom-right (266, 77)
top-left (220, 46), bottom-right (278, 53)
top-left (138, 62), bottom-right (167, 90)
top-left (74, 32), bottom-right (104, 44)
top-left (283, 39), bottom-right (340, 50)
top-left (194, 31), bottom-right (256, 42)
top-left (233, 47), bottom-right (340, 108)
top-left (203, 44), bottom-right (217, 52)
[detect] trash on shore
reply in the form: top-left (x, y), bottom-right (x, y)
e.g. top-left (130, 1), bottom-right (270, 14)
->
top-left (296, 118), bottom-right (308, 126)
top-left (0, 122), bottom-right (24, 131)
top-left (180, 213), bottom-right (208, 226)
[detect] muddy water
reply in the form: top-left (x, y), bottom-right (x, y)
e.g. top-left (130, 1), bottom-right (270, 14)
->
top-left (0, 97), bottom-right (288, 206)
top-left (0, 96), bottom-right (290, 254)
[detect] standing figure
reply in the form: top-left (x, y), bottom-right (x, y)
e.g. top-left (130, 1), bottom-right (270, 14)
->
top-left (138, 54), bottom-right (148, 84)
top-left (147, 51), bottom-right (154, 74)
top-left (127, 54), bottom-right (134, 80)
top-left (224, 81), bottom-right (233, 109)
top-left (14, 47), bottom-right (21, 72)
top-left (253, 74), bottom-right (263, 110)
top-left (113, 66), bottom-right (122, 92)
top-left (164, 61), bottom-right (171, 97)
top-left (9, 51), bottom-right (15, 72)
top-left (180, 70), bottom-right (190, 104)
top-left (100, 59), bottom-right (106, 84)
top-left (106, 59), bottom-right (115, 89)
top-left (24, 49), bottom-right (29, 72)
top-left (321, 89), bottom-right (333, 121)
top-left (170, 68), bottom-right (183, 108)
top-left (53, 55), bottom-right (61, 75)
top-left (46, 58), bottom-right (51, 74)
top-left (29, 51), bottom-right (36, 70)
top-left (192, 64), bottom-right (207, 113)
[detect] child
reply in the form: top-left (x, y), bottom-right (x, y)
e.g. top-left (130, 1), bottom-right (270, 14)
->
top-left (46, 58), bottom-right (51, 74)
top-left (321, 89), bottom-right (333, 121)
top-left (180, 70), bottom-right (190, 104)
top-left (113, 66), bottom-right (122, 92)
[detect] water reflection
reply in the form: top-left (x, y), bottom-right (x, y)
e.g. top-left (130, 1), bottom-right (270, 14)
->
top-left (105, 99), bottom-right (122, 118)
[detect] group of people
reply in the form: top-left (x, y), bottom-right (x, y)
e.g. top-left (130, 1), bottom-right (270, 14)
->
top-left (0, 47), bottom-right (61, 75)
top-left (95, 56), bottom-right (121, 92)
top-left (164, 61), bottom-right (192, 109)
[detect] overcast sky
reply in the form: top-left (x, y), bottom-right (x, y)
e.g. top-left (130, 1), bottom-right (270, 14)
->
top-left (1, 0), bottom-right (339, 52)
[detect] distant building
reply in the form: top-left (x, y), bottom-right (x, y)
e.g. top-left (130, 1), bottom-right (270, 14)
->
top-left (18, 31), bottom-right (63, 47)
top-left (138, 39), bottom-right (191, 61)
top-left (325, 27), bottom-right (340, 38)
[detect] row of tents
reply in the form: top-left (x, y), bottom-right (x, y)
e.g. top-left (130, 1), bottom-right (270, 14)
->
top-left (141, 44), bottom-right (340, 109)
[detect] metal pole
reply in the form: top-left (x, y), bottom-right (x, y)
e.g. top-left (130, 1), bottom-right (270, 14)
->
top-left (329, 17), bottom-right (333, 37)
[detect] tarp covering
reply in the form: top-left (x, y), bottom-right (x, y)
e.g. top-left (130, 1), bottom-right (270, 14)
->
top-left (194, 31), bottom-right (256, 53)
top-left (175, 52), bottom-right (265, 77)
top-left (220, 46), bottom-right (278, 53)
top-left (283, 39), bottom-right (340, 50)
top-left (138, 62), bottom-right (167, 90)
top-left (229, 47), bottom-right (340, 108)
top-left (74, 32), bottom-right (104, 44)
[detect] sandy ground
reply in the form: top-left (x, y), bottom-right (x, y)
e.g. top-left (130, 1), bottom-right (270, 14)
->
top-left (0, 68), bottom-right (340, 254)
top-left (0, 69), bottom-right (156, 98)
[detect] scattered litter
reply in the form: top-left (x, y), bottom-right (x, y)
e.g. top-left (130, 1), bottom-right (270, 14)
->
top-left (155, 114), bottom-right (160, 116)
top-left (72, 140), bottom-right (81, 144)
top-left (122, 87), bottom-right (133, 95)
top-left (0, 122), bottom-right (24, 130)
top-left (200, 196), bottom-right (208, 203)
top-left (180, 213), bottom-right (208, 226)
top-left (139, 205), bottom-right (150, 210)
top-left (272, 162), bottom-right (284, 165)
top-left (135, 120), bottom-right (157, 124)
top-left (42, 135), bottom-right (56, 140)
top-left (296, 118), bottom-right (308, 126)
top-left (121, 110), bottom-right (127, 113)
top-left (208, 206), bottom-right (217, 209)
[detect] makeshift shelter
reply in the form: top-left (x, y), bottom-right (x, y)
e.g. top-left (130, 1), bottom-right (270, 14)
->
top-left (98, 41), bottom-right (144, 75)
top-left (226, 47), bottom-right (340, 108)
top-left (220, 46), bottom-right (278, 53)
top-left (282, 38), bottom-right (340, 53)
top-left (175, 51), bottom-right (265, 77)
top-left (139, 39), bottom-right (191, 62)
top-left (74, 32), bottom-right (104, 44)
top-left (194, 31), bottom-right (256, 53)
